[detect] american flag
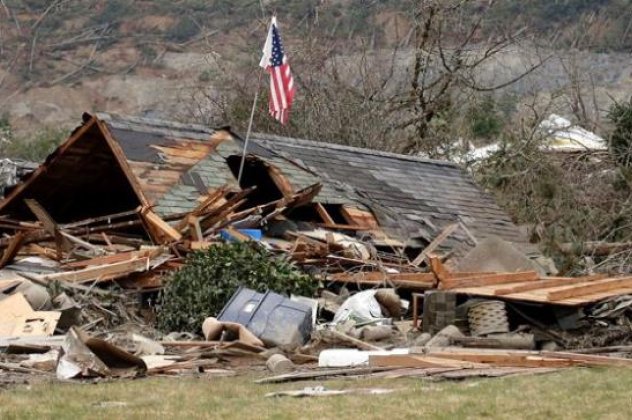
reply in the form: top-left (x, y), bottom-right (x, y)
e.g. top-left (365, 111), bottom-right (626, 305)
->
top-left (259, 17), bottom-right (295, 125)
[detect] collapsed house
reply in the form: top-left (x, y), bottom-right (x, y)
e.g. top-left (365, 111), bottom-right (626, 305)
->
top-left (0, 112), bottom-right (533, 260)
top-left (2, 112), bottom-right (632, 384)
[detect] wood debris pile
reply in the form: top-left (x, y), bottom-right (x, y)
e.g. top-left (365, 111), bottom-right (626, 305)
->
top-left (2, 162), bottom-right (632, 386)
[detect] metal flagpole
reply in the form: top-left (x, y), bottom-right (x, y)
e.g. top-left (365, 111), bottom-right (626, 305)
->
top-left (237, 71), bottom-right (264, 185)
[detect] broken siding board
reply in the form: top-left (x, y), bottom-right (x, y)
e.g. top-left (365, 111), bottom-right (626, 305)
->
top-left (494, 275), bottom-right (608, 296)
top-left (428, 353), bottom-right (577, 368)
top-left (449, 280), bottom-right (632, 305)
top-left (137, 170), bottom-right (184, 182)
top-left (152, 143), bottom-right (213, 159)
top-left (43, 257), bottom-right (151, 284)
top-left (340, 206), bottom-right (380, 229)
top-left (547, 277), bottom-right (632, 301)
top-left (329, 271), bottom-right (436, 284)
top-left (142, 210), bottom-right (183, 243)
top-left (369, 354), bottom-right (486, 369)
top-left (187, 216), bottom-right (204, 241)
top-left (266, 163), bottom-right (294, 198)
top-left (412, 223), bottom-right (460, 266)
top-left (315, 203), bottom-right (335, 225)
top-left (329, 278), bottom-right (436, 290)
top-left (440, 271), bottom-right (540, 289)
top-left (24, 199), bottom-right (73, 254)
top-left (429, 257), bottom-right (450, 283)
top-left (424, 347), bottom-right (632, 368)
top-left (0, 232), bottom-right (25, 268)
top-left (62, 248), bottom-right (163, 269)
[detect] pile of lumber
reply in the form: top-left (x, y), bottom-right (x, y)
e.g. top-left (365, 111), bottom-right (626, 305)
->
top-left (428, 258), bottom-right (632, 306)
top-left (369, 347), bottom-right (632, 369)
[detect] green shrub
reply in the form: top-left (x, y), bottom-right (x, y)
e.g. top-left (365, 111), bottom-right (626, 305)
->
top-left (157, 242), bottom-right (316, 334)
top-left (469, 95), bottom-right (503, 139)
top-left (1, 127), bottom-right (67, 162)
top-left (0, 114), bottom-right (11, 140)
top-left (608, 97), bottom-right (632, 167)
top-left (198, 69), bottom-right (214, 82)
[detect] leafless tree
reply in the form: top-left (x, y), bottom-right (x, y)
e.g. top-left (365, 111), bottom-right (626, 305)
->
top-left (380, 0), bottom-right (545, 155)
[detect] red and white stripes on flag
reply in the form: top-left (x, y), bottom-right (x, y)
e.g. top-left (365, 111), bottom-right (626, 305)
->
top-left (259, 17), bottom-right (295, 125)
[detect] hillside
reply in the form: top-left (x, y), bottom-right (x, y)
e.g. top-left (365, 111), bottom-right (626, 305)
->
top-left (0, 0), bottom-right (631, 137)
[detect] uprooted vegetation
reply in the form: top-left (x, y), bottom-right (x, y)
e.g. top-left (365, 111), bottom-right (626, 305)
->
top-left (157, 242), bottom-right (316, 334)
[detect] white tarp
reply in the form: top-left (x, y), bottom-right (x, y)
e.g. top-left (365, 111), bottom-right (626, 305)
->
top-left (461, 114), bottom-right (607, 163)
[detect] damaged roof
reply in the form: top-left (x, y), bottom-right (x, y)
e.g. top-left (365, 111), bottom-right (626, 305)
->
top-left (0, 113), bottom-right (531, 250)
top-left (97, 113), bottom-right (360, 216)
top-left (252, 133), bottom-right (527, 246)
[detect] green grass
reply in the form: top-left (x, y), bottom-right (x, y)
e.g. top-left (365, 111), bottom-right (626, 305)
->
top-left (1, 368), bottom-right (631, 419)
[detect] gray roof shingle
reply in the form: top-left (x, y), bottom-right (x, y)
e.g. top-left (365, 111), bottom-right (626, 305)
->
top-left (250, 133), bottom-right (528, 247)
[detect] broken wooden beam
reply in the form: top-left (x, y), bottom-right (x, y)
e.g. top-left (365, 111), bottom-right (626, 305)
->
top-left (142, 209), bottom-right (183, 243)
top-left (412, 223), bottom-right (460, 266)
top-left (369, 354), bottom-right (487, 369)
top-left (547, 276), bottom-right (632, 301)
top-left (61, 248), bottom-right (163, 269)
top-left (43, 257), bottom-right (152, 284)
top-left (328, 271), bottom-right (436, 289)
top-left (24, 198), bottom-right (73, 258)
top-left (440, 271), bottom-right (540, 289)
top-left (0, 231), bottom-right (25, 268)
top-left (494, 274), bottom-right (608, 296)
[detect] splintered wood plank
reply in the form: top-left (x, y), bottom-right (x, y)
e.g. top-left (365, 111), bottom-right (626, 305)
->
top-left (426, 347), bottom-right (632, 368)
top-left (0, 232), bottom-right (25, 268)
top-left (266, 163), bottom-right (294, 198)
top-left (369, 354), bottom-right (486, 369)
top-left (446, 282), bottom-right (632, 306)
top-left (340, 206), bottom-right (380, 229)
top-left (152, 142), bottom-right (213, 160)
top-left (329, 271), bottom-right (436, 284)
top-left (222, 226), bottom-right (251, 242)
top-left (24, 199), bottom-right (73, 256)
top-left (188, 241), bottom-right (216, 250)
top-left (198, 187), bottom-right (256, 232)
top-left (44, 257), bottom-right (151, 284)
top-left (429, 256), bottom-right (450, 282)
top-left (429, 353), bottom-right (576, 368)
top-left (173, 186), bottom-right (230, 232)
top-left (287, 183), bottom-right (322, 208)
top-left (138, 170), bottom-right (183, 182)
top-left (440, 271), bottom-right (540, 289)
top-left (412, 223), bottom-right (460, 266)
top-left (255, 367), bottom-right (396, 384)
top-left (422, 347), bottom-right (576, 368)
top-left (61, 248), bottom-right (162, 269)
top-left (539, 351), bottom-right (632, 367)
top-left (315, 203), bottom-right (335, 225)
top-left (494, 274), bottom-right (608, 296)
top-left (547, 276), bottom-right (632, 301)
top-left (142, 210), bottom-right (183, 243)
top-left (187, 216), bottom-right (204, 241)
